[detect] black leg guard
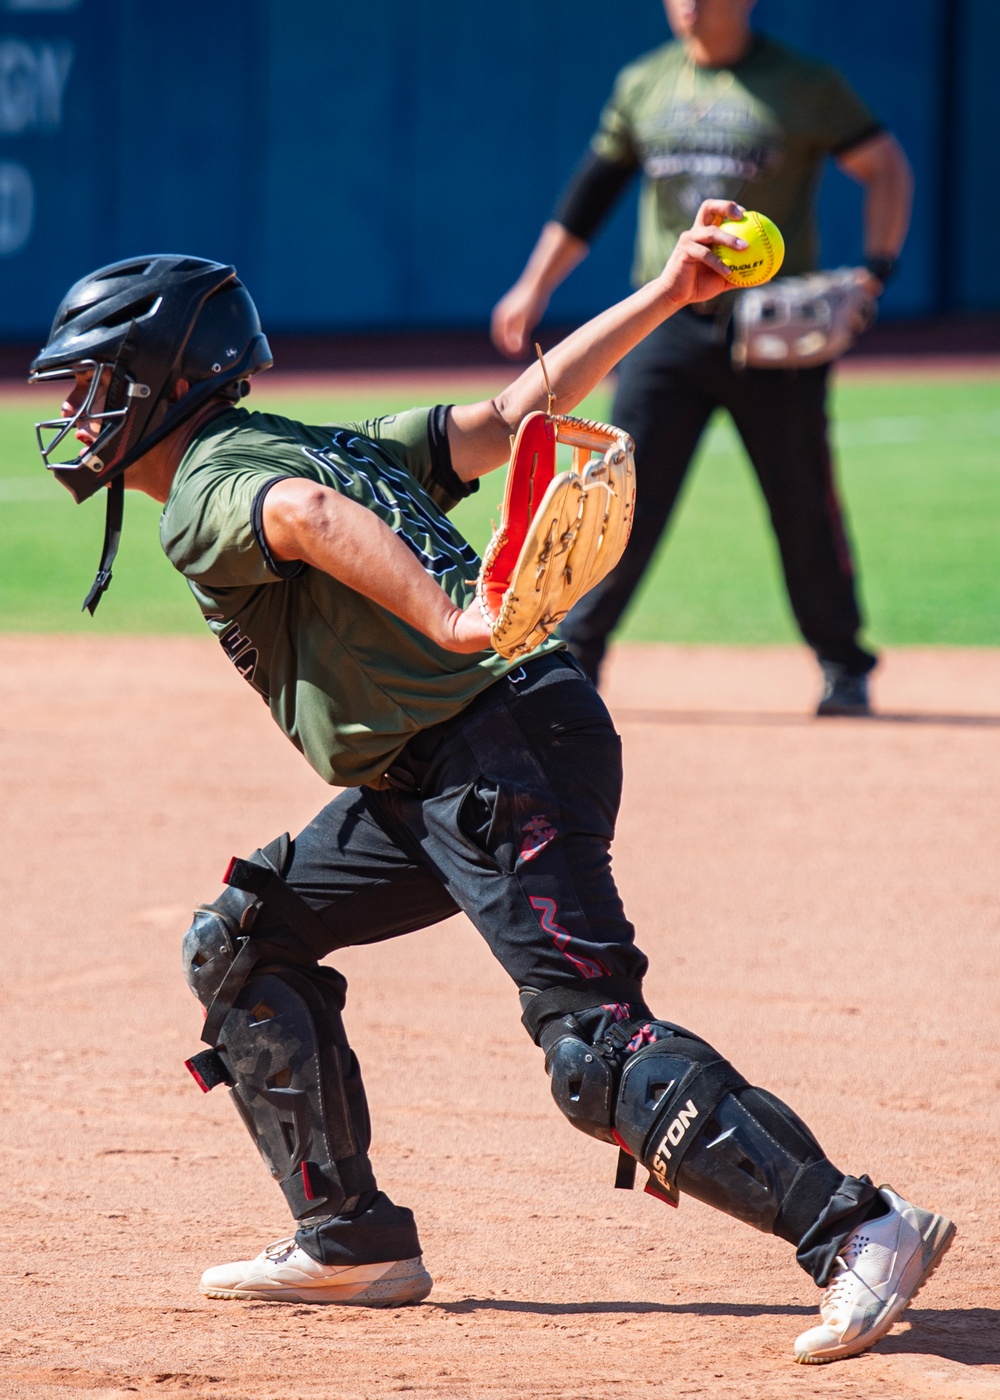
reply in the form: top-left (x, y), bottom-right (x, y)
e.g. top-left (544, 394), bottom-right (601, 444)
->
top-left (219, 962), bottom-right (377, 1220)
top-left (182, 836), bottom-right (377, 1223)
top-left (544, 1011), bottom-right (852, 1249)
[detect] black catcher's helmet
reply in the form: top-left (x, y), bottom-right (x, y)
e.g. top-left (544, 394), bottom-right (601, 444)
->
top-left (30, 254), bottom-right (272, 502)
top-left (29, 255), bottom-right (272, 612)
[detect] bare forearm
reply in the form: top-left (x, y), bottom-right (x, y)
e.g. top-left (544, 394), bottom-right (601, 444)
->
top-left (461, 199), bottom-right (744, 479)
top-left (497, 280), bottom-right (674, 432)
top-left (518, 221), bottom-right (590, 298)
top-left (862, 160), bottom-right (913, 258)
top-left (292, 495), bottom-right (459, 638)
top-left (463, 279), bottom-right (679, 478)
top-left (838, 133), bottom-right (913, 258)
top-left (490, 223), bottom-right (590, 360)
top-left (261, 481), bottom-right (489, 652)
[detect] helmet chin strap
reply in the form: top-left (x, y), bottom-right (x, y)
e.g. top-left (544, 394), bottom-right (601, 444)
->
top-left (77, 380), bottom-right (228, 614)
top-left (72, 332), bottom-right (267, 615)
top-left (76, 379), bottom-right (201, 615)
top-left (82, 475), bottom-right (124, 615)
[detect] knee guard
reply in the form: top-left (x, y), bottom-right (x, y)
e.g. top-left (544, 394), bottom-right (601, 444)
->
top-left (182, 835), bottom-right (376, 1222)
top-left (543, 1010), bottom-right (846, 1244)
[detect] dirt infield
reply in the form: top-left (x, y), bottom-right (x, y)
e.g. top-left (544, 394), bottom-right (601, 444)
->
top-left (2, 638), bottom-right (998, 1400)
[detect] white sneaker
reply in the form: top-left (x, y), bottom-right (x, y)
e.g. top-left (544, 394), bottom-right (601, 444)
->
top-left (793, 1187), bottom-right (955, 1364)
top-left (200, 1236), bottom-right (432, 1306)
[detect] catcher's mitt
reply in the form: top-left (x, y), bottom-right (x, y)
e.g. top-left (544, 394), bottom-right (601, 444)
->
top-left (731, 268), bottom-right (877, 370)
top-left (476, 411), bottom-right (635, 660)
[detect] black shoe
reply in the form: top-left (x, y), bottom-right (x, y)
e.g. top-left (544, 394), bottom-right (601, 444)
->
top-left (816, 662), bottom-right (871, 717)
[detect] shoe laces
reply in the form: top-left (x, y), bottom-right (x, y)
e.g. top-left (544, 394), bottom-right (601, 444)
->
top-left (819, 1232), bottom-right (875, 1317)
top-left (262, 1236), bottom-right (299, 1262)
top-left (818, 1260), bottom-right (856, 1321)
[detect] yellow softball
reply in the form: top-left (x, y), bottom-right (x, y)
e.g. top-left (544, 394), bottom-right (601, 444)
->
top-left (713, 211), bottom-right (785, 288)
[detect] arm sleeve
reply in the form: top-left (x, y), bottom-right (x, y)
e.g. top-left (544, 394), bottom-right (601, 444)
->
top-left (163, 461), bottom-right (302, 589)
top-left (552, 149), bottom-right (638, 243)
top-left (251, 477), bottom-right (308, 580)
top-left (359, 405), bottom-right (479, 513)
top-left (811, 65), bottom-right (884, 156)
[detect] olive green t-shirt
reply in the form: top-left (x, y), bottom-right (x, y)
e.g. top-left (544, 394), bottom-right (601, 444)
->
top-left (160, 404), bottom-right (557, 788)
top-left (591, 34), bottom-right (881, 286)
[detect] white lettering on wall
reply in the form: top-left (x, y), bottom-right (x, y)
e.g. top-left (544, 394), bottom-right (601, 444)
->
top-left (0, 160), bottom-right (33, 254)
top-left (2, 1), bottom-right (81, 11)
top-left (0, 38), bottom-right (74, 132)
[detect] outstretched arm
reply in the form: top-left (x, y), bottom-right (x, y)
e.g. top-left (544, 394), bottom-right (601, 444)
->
top-left (453, 199), bottom-right (746, 482)
top-left (259, 201), bottom-right (747, 656)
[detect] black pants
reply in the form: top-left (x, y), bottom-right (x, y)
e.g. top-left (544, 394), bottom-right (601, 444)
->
top-left (561, 306), bottom-right (877, 683)
top-left (253, 653), bottom-right (875, 1281)
top-left (271, 653), bottom-right (645, 992)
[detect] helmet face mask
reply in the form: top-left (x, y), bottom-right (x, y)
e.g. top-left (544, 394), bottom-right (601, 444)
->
top-left (32, 359), bottom-right (146, 489)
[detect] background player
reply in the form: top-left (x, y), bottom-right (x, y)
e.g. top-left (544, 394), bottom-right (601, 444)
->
top-left (30, 204), bottom-right (950, 1365)
top-left (492, 0), bottom-right (913, 715)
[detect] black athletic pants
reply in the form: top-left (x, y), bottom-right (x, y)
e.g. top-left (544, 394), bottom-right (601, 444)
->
top-left (253, 652), bottom-right (875, 1281)
top-left (560, 306), bottom-right (878, 683)
top-left (271, 653), bottom-right (644, 993)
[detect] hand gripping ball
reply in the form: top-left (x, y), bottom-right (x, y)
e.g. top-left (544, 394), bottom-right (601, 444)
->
top-left (714, 211), bottom-right (785, 288)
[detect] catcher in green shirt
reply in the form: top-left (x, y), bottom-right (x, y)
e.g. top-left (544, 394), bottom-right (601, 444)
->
top-left (493, 0), bottom-right (913, 716)
top-left (31, 202), bottom-right (950, 1366)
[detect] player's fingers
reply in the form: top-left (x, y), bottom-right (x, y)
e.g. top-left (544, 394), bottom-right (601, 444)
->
top-left (677, 238), bottom-right (733, 278)
top-left (695, 246), bottom-right (733, 278)
top-left (693, 199), bottom-right (745, 228)
top-left (450, 602), bottom-right (494, 651)
top-left (703, 251), bottom-right (732, 278)
top-left (684, 225), bottom-right (747, 252)
top-left (680, 231), bottom-right (745, 266)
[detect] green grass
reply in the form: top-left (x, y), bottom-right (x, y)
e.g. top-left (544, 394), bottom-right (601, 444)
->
top-left (2, 374), bottom-right (997, 644)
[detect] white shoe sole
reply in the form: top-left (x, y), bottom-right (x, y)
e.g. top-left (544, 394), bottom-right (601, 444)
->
top-left (201, 1256), bottom-right (433, 1306)
top-left (794, 1213), bottom-right (956, 1364)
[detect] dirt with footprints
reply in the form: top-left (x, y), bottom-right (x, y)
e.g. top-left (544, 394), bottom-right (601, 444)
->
top-left (1, 636), bottom-right (997, 1400)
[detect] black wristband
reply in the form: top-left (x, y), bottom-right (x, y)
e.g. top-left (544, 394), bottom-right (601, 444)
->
top-left (865, 255), bottom-right (898, 286)
top-left (428, 404), bottom-right (478, 502)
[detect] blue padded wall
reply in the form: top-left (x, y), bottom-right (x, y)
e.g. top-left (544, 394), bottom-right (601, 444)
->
top-left (0, 0), bottom-right (992, 339)
top-left (953, 0), bottom-right (1000, 310)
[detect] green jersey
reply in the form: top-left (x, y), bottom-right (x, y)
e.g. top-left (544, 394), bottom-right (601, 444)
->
top-left (160, 404), bottom-right (556, 788)
top-left (591, 34), bottom-right (881, 287)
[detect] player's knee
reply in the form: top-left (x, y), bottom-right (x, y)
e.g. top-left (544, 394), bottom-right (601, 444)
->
top-left (182, 833), bottom-right (304, 1010)
top-left (542, 1011), bottom-right (711, 1145)
top-left (544, 1020), bottom-right (618, 1142)
top-left (182, 883), bottom-right (262, 1010)
top-left (181, 842), bottom-right (366, 1223)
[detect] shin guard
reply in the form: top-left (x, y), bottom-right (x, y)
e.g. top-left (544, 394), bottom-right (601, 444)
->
top-left (614, 1032), bottom-right (846, 1240)
top-left (214, 962), bottom-right (376, 1220)
top-left (543, 1006), bottom-right (846, 1244)
top-left (183, 837), bottom-right (376, 1222)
